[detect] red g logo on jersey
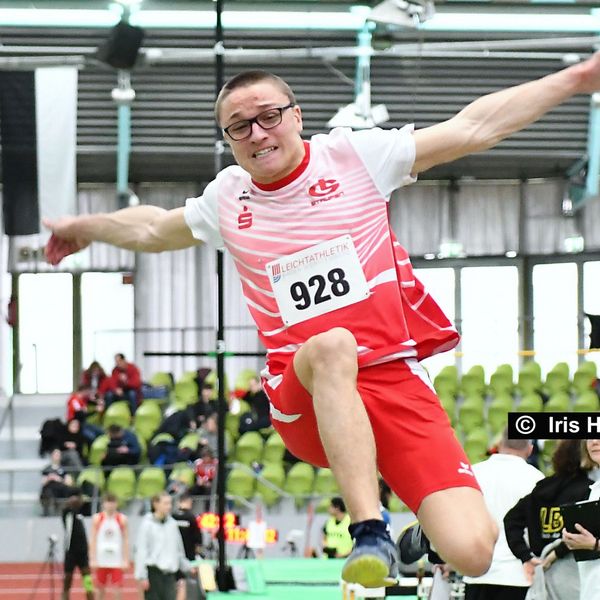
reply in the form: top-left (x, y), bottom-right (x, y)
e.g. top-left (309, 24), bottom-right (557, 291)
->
top-left (308, 178), bottom-right (340, 198)
top-left (238, 206), bottom-right (253, 229)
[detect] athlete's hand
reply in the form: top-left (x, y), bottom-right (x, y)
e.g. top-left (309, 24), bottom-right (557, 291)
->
top-left (43, 216), bottom-right (91, 266)
top-left (573, 51), bottom-right (600, 94)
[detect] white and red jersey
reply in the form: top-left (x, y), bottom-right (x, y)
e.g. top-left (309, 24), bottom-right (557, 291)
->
top-left (184, 126), bottom-right (458, 380)
top-left (94, 512), bottom-right (125, 568)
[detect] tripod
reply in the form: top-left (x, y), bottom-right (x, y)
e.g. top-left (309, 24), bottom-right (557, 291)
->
top-left (30, 535), bottom-right (59, 600)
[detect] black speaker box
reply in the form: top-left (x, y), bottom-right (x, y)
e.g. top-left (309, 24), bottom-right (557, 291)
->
top-left (96, 20), bottom-right (144, 70)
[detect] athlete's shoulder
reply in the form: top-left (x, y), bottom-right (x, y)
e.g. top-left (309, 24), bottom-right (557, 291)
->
top-left (215, 164), bottom-right (251, 186)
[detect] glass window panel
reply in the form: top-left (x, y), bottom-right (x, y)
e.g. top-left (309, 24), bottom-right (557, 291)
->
top-left (415, 267), bottom-right (457, 377)
top-left (19, 273), bottom-right (73, 393)
top-left (533, 263), bottom-right (578, 376)
top-left (583, 261), bottom-right (600, 372)
top-left (461, 266), bottom-right (519, 379)
top-left (81, 273), bottom-right (134, 375)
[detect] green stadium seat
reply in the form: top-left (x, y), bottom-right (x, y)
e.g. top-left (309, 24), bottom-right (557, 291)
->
top-left (149, 371), bottom-right (174, 390)
top-left (88, 434), bottom-right (110, 466)
top-left (433, 372), bottom-right (458, 397)
top-left (134, 401), bottom-right (162, 442)
top-left (544, 371), bottom-right (569, 396)
top-left (106, 466), bottom-right (136, 506)
top-left (521, 361), bottom-right (542, 381)
top-left (495, 364), bottom-right (514, 379)
top-left (313, 468), bottom-right (340, 512)
top-left (460, 373), bottom-right (485, 398)
top-left (136, 467), bottom-right (167, 499)
top-left (283, 462), bottom-right (315, 508)
top-left (174, 380), bottom-right (198, 407)
top-left (234, 368), bottom-right (259, 395)
top-left (170, 463), bottom-right (196, 488)
top-left (517, 370), bottom-right (541, 396)
top-left (467, 365), bottom-right (485, 385)
top-left (225, 412), bottom-right (241, 442)
top-left (458, 400), bottom-right (484, 433)
top-left (226, 467), bottom-right (255, 504)
top-left (463, 428), bottom-right (488, 465)
top-left (103, 401), bottom-right (132, 429)
top-left (256, 463), bottom-right (285, 507)
top-left (551, 362), bottom-right (570, 380)
top-left (179, 370), bottom-right (199, 383)
top-left (544, 393), bottom-right (570, 412)
top-left (438, 394), bottom-right (456, 426)
top-left (235, 432), bottom-right (264, 465)
top-left (573, 391), bottom-right (600, 412)
top-left (77, 467), bottom-right (106, 494)
top-left (489, 372), bottom-right (513, 396)
top-left (517, 393), bottom-right (543, 412)
top-left (487, 401), bottom-right (510, 436)
top-left (262, 431), bottom-right (286, 465)
top-left (388, 494), bottom-right (408, 513)
top-left (179, 431), bottom-right (200, 451)
top-left (572, 370), bottom-right (596, 395)
top-left (578, 361), bottom-right (598, 378)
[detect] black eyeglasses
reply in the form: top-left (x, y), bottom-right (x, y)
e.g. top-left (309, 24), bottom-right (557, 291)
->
top-left (223, 103), bottom-right (295, 141)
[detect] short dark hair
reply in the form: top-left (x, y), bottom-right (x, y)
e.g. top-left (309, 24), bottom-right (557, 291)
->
top-left (214, 70), bottom-right (296, 125)
top-left (103, 492), bottom-right (118, 503)
top-left (107, 424), bottom-right (123, 435)
top-left (179, 492), bottom-right (192, 504)
top-left (115, 353), bottom-right (125, 360)
top-left (330, 497), bottom-right (346, 513)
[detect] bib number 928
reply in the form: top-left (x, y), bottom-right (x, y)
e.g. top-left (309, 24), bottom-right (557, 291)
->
top-left (289, 268), bottom-right (350, 310)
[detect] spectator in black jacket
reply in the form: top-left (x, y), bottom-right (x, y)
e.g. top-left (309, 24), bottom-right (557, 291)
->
top-left (504, 439), bottom-right (593, 597)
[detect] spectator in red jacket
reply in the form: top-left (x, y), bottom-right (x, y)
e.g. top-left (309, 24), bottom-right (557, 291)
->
top-left (80, 361), bottom-right (112, 401)
top-left (190, 447), bottom-right (218, 511)
top-left (104, 353), bottom-right (142, 415)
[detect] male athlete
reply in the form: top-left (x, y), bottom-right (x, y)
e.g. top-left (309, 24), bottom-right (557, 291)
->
top-left (89, 493), bottom-right (130, 600)
top-left (45, 53), bottom-right (600, 588)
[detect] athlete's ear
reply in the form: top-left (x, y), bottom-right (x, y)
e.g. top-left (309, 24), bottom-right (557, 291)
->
top-left (293, 105), bottom-right (303, 133)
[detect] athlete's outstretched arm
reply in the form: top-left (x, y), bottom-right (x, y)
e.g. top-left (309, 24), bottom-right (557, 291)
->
top-left (44, 205), bottom-right (201, 265)
top-left (412, 51), bottom-right (600, 174)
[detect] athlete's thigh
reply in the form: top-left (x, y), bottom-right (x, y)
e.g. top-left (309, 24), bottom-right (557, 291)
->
top-left (263, 357), bottom-right (328, 468)
top-left (357, 359), bottom-right (479, 512)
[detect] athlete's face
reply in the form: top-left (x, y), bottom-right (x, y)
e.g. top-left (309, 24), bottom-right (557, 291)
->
top-left (586, 439), bottom-right (600, 466)
top-left (219, 82), bottom-right (305, 184)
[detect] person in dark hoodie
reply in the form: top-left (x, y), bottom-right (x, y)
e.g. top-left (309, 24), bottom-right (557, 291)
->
top-left (504, 439), bottom-right (594, 599)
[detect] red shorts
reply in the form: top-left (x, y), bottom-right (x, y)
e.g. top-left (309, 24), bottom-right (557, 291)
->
top-left (95, 567), bottom-right (124, 587)
top-left (263, 358), bottom-right (479, 513)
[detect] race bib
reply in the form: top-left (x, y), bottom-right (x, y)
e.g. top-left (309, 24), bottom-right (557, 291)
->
top-left (266, 235), bottom-right (370, 326)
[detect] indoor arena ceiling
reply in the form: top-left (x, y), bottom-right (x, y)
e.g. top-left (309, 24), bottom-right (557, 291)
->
top-left (0, 0), bottom-right (598, 182)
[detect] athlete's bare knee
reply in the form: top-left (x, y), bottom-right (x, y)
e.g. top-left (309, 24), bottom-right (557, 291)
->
top-left (451, 526), bottom-right (497, 576)
top-left (306, 328), bottom-right (357, 369)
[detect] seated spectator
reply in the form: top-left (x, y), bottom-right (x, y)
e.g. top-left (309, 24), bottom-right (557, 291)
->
top-left (190, 447), bottom-right (218, 510)
top-left (67, 385), bottom-right (93, 422)
top-left (104, 353), bottom-right (142, 415)
top-left (59, 419), bottom-right (88, 473)
top-left (40, 448), bottom-right (77, 516)
top-left (198, 383), bottom-right (217, 419)
top-left (66, 386), bottom-right (104, 443)
top-left (239, 376), bottom-right (271, 434)
top-left (157, 406), bottom-right (198, 443)
top-left (80, 360), bottom-right (111, 400)
top-left (101, 424), bottom-right (141, 469)
top-left (198, 412), bottom-right (227, 457)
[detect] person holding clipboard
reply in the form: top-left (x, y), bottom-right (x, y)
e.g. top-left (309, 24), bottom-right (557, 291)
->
top-left (562, 439), bottom-right (600, 600)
